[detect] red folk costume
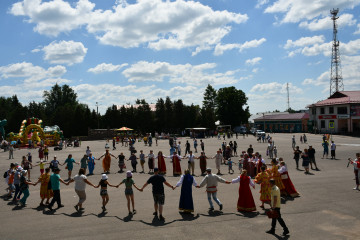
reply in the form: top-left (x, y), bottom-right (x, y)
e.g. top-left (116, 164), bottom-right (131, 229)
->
top-left (279, 165), bottom-right (299, 197)
top-left (199, 155), bottom-right (207, 174)
top-left (157, 155), bottom-right (166, 175)
top-left (232, 175), bottom-right (256, 212)
top-left (172, 155), bottom-right (182, 175)
top-left (38, 147), bottom-right (44, 159)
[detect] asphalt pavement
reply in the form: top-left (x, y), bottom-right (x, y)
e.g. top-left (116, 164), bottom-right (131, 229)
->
top-left (0, 133), bottom-right (359, 240)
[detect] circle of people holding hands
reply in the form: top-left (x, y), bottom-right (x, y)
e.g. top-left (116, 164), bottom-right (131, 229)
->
top-left (4, 139), bottom-right (300, 237)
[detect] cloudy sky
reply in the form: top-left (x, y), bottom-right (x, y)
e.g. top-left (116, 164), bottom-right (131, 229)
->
top-left (1, 0), bottom-right (360, 114)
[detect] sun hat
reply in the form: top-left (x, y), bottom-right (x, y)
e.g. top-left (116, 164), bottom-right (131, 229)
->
top-left (126, 171), bottom-right (132, 177)
top-left (206, 168), bottom-right (211, 172)
top-left (101, 174), bottom-right (108, 180)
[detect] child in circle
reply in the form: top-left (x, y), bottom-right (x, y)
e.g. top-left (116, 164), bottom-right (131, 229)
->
top-left (95, 174), bottom-right (116, 212)
top-left (117, 171), bottom-right (142, 215)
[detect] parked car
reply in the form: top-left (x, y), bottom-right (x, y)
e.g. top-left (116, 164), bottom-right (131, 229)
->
top-left (256, 130), bottom-right (265, 136)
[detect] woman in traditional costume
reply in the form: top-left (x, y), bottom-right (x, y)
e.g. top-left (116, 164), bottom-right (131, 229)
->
top-left (98, 149), bottom-right (116, 174)
top-left (231, 170), bottom-right (256, 212)
top-left (156, 151), bottom-right (166, 175)
top-left (268, 159), bottom-right (285, 195)
top-left (278, 161), bottom-right (299, 197)
top-left (175, 170), bottom-right (198, 213)
top-left (166, 152), bottom-right (182, 176)
top-left (254, 165), bottom-right (271, 208)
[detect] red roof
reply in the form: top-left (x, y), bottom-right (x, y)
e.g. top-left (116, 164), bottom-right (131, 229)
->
top-left (308, 91), bottom-right (360, 107)
top-left (254, 113), bottom-right (309, 121)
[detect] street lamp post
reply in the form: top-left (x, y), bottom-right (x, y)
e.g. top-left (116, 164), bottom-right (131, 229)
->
top-left (96, 102), bottom-right (99, 129)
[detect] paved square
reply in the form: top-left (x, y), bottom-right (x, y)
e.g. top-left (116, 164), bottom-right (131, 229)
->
top-left (0, 133), bottom-right (359, 240)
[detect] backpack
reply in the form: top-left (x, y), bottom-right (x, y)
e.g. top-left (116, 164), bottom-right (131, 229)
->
top-left (3, 171), bottom-right (8, 178)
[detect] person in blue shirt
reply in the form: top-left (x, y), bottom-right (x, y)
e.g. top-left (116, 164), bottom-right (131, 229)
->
top-left (48, 168), bottom-right (69, 211)
top-left (62, 154), bottom-right (79, 180)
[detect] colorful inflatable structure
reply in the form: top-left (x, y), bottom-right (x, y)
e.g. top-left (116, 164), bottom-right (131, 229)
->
top-left (8, 117), bottom-right (63, 147)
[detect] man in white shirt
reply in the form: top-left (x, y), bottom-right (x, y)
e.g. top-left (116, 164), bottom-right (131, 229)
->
top-left (177, 141), bottom-right (181, 156)
top-left (86, 146), bottom-right (91, 156)
top-left (330, 141), bottom-right (336, 159)
top-left (185, 151), bottom-right (196, 176)
top-left (197, 168), bottom-right (230, 211)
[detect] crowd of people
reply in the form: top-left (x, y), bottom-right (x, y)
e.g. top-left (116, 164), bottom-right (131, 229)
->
top-left (3, 133), bottom-right (354, 236)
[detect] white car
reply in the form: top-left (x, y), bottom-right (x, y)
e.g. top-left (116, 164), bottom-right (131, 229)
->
top-left (256, 130), bottom-right (265, 135)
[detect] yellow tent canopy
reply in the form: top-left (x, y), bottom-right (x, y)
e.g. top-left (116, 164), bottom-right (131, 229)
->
top-left (116, 127), bottom-right (133, 131)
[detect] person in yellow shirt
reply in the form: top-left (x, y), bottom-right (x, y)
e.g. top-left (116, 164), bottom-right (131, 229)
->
top-left (266, 179), bottom-right (289, 236)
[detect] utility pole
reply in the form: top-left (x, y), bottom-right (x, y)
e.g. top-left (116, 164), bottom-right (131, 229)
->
top-left (287, 82), bottom-right (290, 111)
top-left (96, 102), bottom-right (99, 129)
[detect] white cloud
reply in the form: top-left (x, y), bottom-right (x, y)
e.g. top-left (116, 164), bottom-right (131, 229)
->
top-left (72, 83), bottom-right (204, 113)
top-left (42, 40), bottom-right (87, 65)
top-left (283, 37), bottom-right (360, 58)
top-left (355, 23), bottom-right (360, 34)
top-left (10, 0), bottom-right (248, 53)
top-left (256, 0), bottom-right (269, 9)
top-left (0, 62), bottom-right (70, 104)
top-left (88, 63), bottom-right (128, 74)
top-left (248, 82), bottom-right (305, 112)
top-left (245, 57), bottom-right (262, 65)
top-left (302, 55), bottom-right (360, 91)
top-left (10, 0), bottom-right (94, 37)
top-left (284, 36), bottom-right (325, 49)
top-left (214, 38), bottom-right (266, 56)
top-left (299, 14), bottom-right (356, 31)
top-left (122, 61), bottom-right (244, 86)
top-left (250, 82), bottom-right (303, 94)
top-left (0, 62), bottom-right (66, 81)
top-left (264, 0), bottom-right (360, 24)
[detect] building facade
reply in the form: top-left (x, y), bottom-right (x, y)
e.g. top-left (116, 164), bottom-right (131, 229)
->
top-left (253, 112), bottom-right (309, 133)
top-left (307, 91), bottom-right (360, 135)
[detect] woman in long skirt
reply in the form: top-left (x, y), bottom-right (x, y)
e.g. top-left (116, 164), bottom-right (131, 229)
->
top-left (156, 151), bottom-right (166, 175)
top-left (199, 152), bottom-right (208, 175)
top-left (34, 167), bottom-right (53, 206)
top-left (279, 162), bottom-right (300, 197)
top-left (166, 152), bottom-right (182, 176)
top-left (175, 170), bottom-right (198, 213)
top-left (254, 165), bottom-right (271, 208)
top-left (98, 149), bottom-right (116, 174)
top-left (268, 159), bottom-right (285, 194)
top-left (231, 170), bottom-right (256, 212)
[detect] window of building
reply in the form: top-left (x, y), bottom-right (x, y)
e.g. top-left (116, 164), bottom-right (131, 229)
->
top-left (329, 107), bottom-right (334, 114)
top-left (312, 108), bottom-right (316, 115)
top-left (321, 120), bottom-right (325, 128)
top-left (320, 108), bottom-right (325, 114)
top-left (337, 107), bottom-right (347, 114)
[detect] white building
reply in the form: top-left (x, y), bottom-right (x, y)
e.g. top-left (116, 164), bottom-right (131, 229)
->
top-left (307, 91), bottom-right (360, 134)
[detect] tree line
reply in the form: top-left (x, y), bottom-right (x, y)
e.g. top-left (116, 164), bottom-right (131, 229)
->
top-left (0, 84), bottom-right (250, 138)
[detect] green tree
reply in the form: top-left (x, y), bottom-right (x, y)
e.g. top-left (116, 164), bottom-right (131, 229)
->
top-left (215, 86), bottom-right (250, 127)
top-left (155, 98), bottom-right (166, 131)
top-left (43, 84), bottom-right (78, 114)
top-left (203, 84), bottom-right (217, 111)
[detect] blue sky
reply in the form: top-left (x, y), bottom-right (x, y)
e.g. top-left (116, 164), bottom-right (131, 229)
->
top-left (0, 0), bottom-right (360, 115)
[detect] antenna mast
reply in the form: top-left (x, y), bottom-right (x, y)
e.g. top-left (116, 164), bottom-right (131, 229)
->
top-left (330, 8), bottom-right (344, 96)
top-left (287, 82), bottom-right (290, 110)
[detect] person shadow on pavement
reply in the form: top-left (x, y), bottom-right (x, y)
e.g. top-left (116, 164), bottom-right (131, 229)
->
top-left (236, 211), bottom-right (260, 218)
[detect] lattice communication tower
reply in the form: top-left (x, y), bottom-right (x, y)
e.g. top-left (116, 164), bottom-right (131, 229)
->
top-left (330, 8), bottom-right (344, 96)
